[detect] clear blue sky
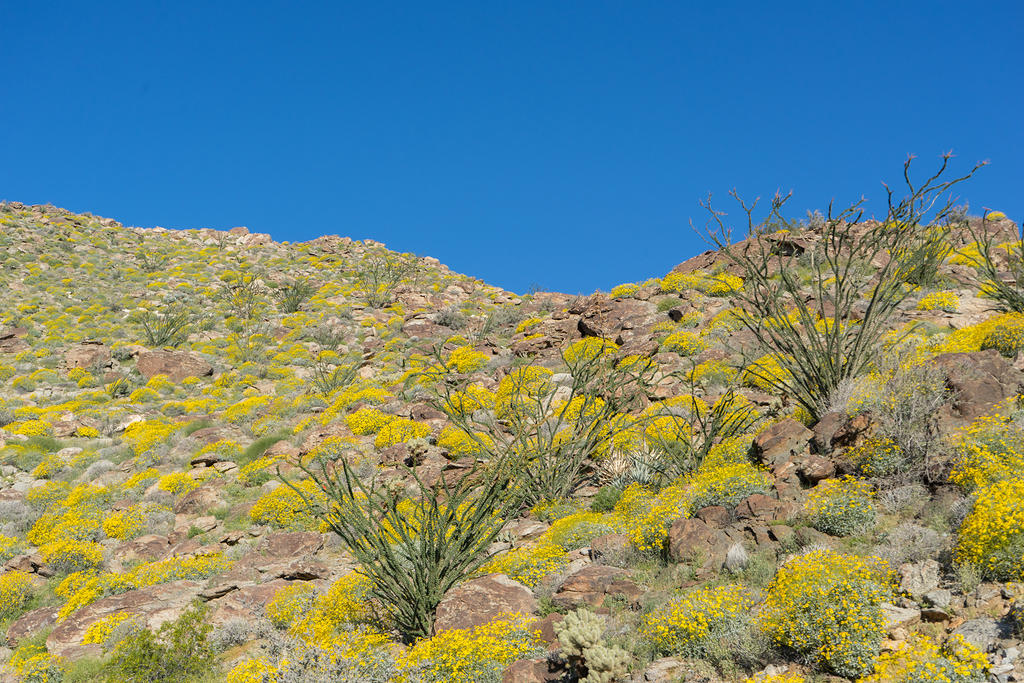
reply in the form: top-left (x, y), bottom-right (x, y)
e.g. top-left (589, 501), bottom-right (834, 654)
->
top-left (3, 2), bottom-right (1021, 294)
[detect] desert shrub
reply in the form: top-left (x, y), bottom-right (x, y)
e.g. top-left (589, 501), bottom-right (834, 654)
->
top-left (374, 418), bottom-right (431, 448)
top-left (136, 301), bottom-right (194, 348)
top-left (7, 631), bottom-right (67, 682)
top-left (610, 282), bottom-right (639, 298)
top-left (39, 538), bottom-right (105, 574)
top-left (104, 602), bottom-right (217, 682)
top-left (873, 522), bottom-right (944, 566)
top-left (478, 543), bottom-right (568, 587)
top-left (0, 571), bottom-right (35, 619)
top-left (209, 617), bottom-right (251, 651)
top-left (686, 462), bottom-right (771, 510)
top-left (803, 476), bottom-right (876, 536)
top-left (436, 305), bottom-right (468, 329)
top-left (661, 270), bottom-right (743, 296)
top-left (396, 613), bottom-right (543, 683)
top-left (591, 486), bottom-right (622, 512)
top-left (701, 155), bottom-right (982, 421)
top-left (642, 584), bottom-right (754, 658)
top-left (978, 312), bottom-right (1024, 357)
top-left (249, 480), bottom-right (327, 531)
top-left (860, 633), bottom-right (988, 682)
top-left (846, 436), bottom-right (905, 478)
top-left (546, 511), bottom-right (619, 551)
top-left (357, 252), bottom-right (417, 307)
top-left (949, 405), bottom-right (1024, 491)
top-left (660, 329), bottom-right (705, 356)
top-left (274, 278), bottom-right (316, 313)
top-left (956, 477), bottom-right (1024, 580)
top-left (917, 290), bottom-right (960, 312)
top-left (758, 549), bottom-right (894, 678)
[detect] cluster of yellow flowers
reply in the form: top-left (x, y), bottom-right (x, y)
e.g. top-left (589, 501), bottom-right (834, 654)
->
top-left (0, 571), bottom-right (34, 619)
top-left (56, 552), bottom-right (232, 620)
top-left (478, 543), bottom-right (569, 587)
top-left (661, 270), bottom-right (743, 296)
top-left (949, 406), bottom-right (1024, 491)
top-left (610, 282), bottom-right (640, 298)
top-left (101, 505), bottom-right (149, 540)
top-left (685, 461), bottom-right (771, 511)
top-left (346, 406), bottom-right (396, 435)
top-left (917, 290), bottom-right (960, 312)
top-left (249, 479), bottom-right (329, 531)
top-left (859, 633), bottom-right (988, 682)
top-left (445, 345), bottom-right (489, 373)
top-left (803, 475), bottom-right (877, 536)
top-left (641, 583), bottom-right (753, 656)
top-left (759, 549), bottom-right (894, 678)
top-left (744, 674), bottom-right (805, 683)
top-left (81, 612), bottom-right (135, 645)
top-left (846, 436), bottom-right (904, 477)
top-left (494, 366), bottom-right (553, 419)
top-left (661, 329), bottom-right (706, 356)
top-left (374, 418), bottom-right (431, 448)
top-left (563, 337), bottom-right (618, 365)
top-left (396, 613), bottom-right (542, 683)
top-left (742, 354), bottom-right (791, 392)
top-left (956, 477), bottom-right (1024, 580)
top-left (436, 425), bottom-right (493, 457)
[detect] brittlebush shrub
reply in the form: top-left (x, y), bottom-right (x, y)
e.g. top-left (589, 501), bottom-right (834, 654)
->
top-left (859, 633), bottom-right (988, 682)
top-left (641, 583), bottom-right (753, 658)
top-left (956, 477), bottom-right (1024, 580)
top-left (759, 549), bottom-right (894, 678)
top-left (0, 571), bottom-right (34, 619)
top-left (949, 407), bottom-right (1024, 491)
top-left (803, 476), bottom-right (876, 536)
top-left (396, 613), bottom-right (543, 683)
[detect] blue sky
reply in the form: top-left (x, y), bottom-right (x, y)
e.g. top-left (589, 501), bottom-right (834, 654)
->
top-left (2, 2), bottom-right (1021, 294)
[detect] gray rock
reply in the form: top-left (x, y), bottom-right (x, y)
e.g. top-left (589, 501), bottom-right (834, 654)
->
top-left (898, 559), bottom-right (940, 599)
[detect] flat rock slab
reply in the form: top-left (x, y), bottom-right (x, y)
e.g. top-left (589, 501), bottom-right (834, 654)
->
top-left (434, 573), bottom-right (537, 632)
top-left (136, 350), bottom-right (213, 383)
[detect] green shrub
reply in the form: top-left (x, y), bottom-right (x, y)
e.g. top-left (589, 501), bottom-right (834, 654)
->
top-left (104, 602), bottom-right (216, 682)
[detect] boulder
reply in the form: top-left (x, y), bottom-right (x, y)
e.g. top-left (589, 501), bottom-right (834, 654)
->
top-left (551, 565), bottom-right (643, 609)
top-left (751, 419), bottom-right (814, 471)
top-left (434, 574), bottom-right (537, 632)
top-left (667, 517), bottom-right (732, 578)
top-left (136, 350), bottom-right (213, 383)
top-left (6, 606), bottom-right (59, 646)
top-left (932, 350), bottom-right (1024, 425)
top-left (257, 531), bottom-right (326, 558)
top-left (898, 560), bottom-right (941, 599)
top-left (64, 342), bottom-right (110, 369)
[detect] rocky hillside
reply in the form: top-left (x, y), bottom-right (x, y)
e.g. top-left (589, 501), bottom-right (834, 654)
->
top-left (0, 198), bottom-right (1022, 683)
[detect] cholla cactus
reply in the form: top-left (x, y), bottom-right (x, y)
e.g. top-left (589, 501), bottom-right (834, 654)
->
top-left (555, 608), bottom-right (604, 657)
top-left (555, 609), bottom-right (631, 682)
top-left (581, 643), bottom-right (631, 683)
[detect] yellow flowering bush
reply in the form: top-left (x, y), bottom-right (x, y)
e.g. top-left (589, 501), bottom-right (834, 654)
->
top-left (642, 583), bottom-right (753, 657)
top-left (446, 345), bottom-right (489, 373)
top-left (56, 552), bottom-right (232, 620)
top-left (374, 418), bottom-right (431, 448)
top-left (661, 329), bottom-right (706, 356)
top-left (436, 425), bottom-right (493, 457)
top-left (610, 282), bottom-right (640, 298)
top-left (949, 407), bottom-right (1024, 491)
top-left (39, 538), bottom-right (105, 574)
top-left (614, 482), bottom-right (688, 553)
top-left (685, 462), bottom-right (771, 510)
top-left (249, 479), bottom-right (328, 530)
top-left (10, 419), bottom-right (52, 437)
top-left (956, 477), bottom-right (1024, 580)
top-left (859, 633), bottom-right (988, 682)
top-left (121, 418), bottom-right (181, 459)
top-left (7, 640), bottom-right (66, 683)
top-left (478, 543), bottom-right (569, 587)
top-left (662, 270), bottom-right (743, 296)
top-left (544, 511), bottom-right (620, 551)
top-left (846, 436), bottom-right (904, 477)
top-left (917, 291), bottom-right (960, 312)
top-left (345, 407), bottom-right (396, 435)
top-left (396, 613), bottom-right (542, 683)
top-left (75, 425), bottom-right (101, 438)
top-left (744, 674), bottom-right (805, 683)
top-left (743, 354), bottom-right (791, 392)
top-left (102, 506), bottom-right (147, 540)
top-left (494, 366), bottom-right (553, 419)
top-left (803, 476), bottom-right (876, 536)
top-left (156, 471), bottom-right (204, 496)
top-left (979, 312), bottom-right (1024, 357)
top-left (0, 571), bottom-right (34, 619)
top-left (0, 534), bottom-right (21, 563)
top-left (82, 612), bottom-right (135, 645)
top-left (441, 384), bottom-right (494, 416)
top-left (759, 549), bottom-right (894, 678)
top-left (563, 337), bottom-right (618, 365)
top-left (265, 581), bottom-right (317, 628)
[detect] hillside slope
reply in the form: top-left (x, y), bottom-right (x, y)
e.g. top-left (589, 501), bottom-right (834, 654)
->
top-left (1, 200), bottom-right (1023, 683)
